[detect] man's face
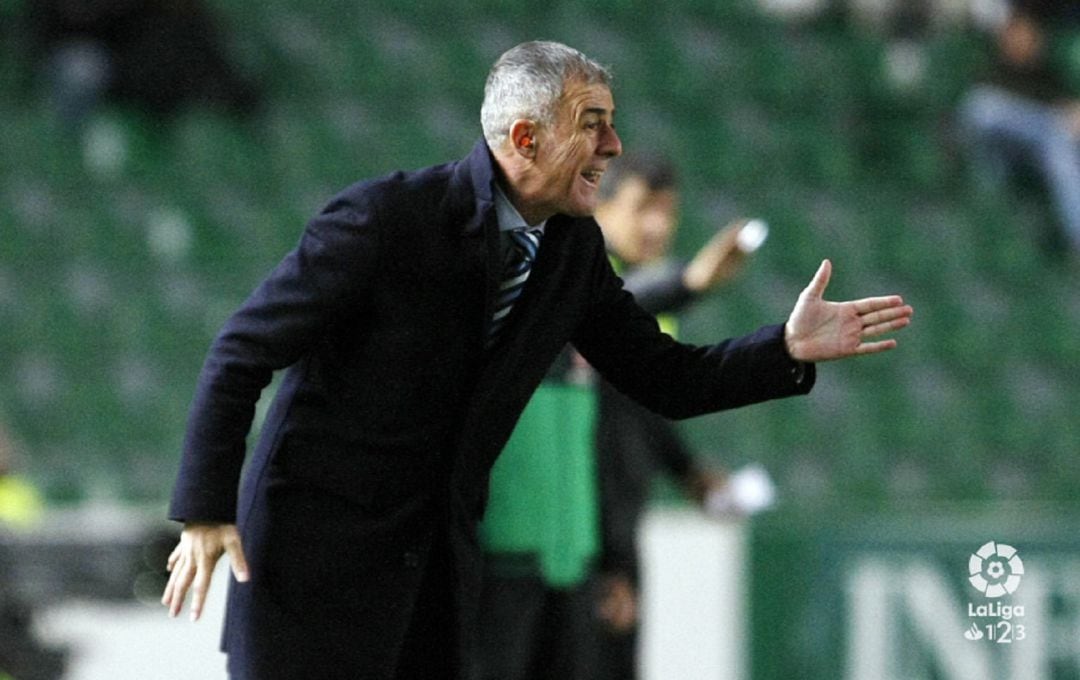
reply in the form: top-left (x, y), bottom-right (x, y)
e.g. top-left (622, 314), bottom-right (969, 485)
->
top-left (531, 80), bottom-right (622, 218)
top-left (599, 176), bottom-right (679, 265)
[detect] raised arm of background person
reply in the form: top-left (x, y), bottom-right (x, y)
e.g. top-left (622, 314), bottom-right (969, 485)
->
top-left (681, 218), bottom-right (749, 293)
top-left (612, 220), bottom-right (751, 488)
top-left (617, 219), bottom-right (749, 314)
top-left (162, 195), bottom-right (380, 620)
top-left (784, 259), bottom-right (913, 362)
top-left (616, 260), bottom-right (695, 315)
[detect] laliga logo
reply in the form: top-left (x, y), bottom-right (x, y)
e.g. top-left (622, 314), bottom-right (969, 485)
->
top-left (968, 541), bottom-right (1023, 598)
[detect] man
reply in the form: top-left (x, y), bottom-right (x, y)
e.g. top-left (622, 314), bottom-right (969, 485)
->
top-left (162, 40), bottom-right (913, 680)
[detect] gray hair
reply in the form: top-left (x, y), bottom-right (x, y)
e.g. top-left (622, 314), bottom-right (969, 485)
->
top-left (481, 41), bottom-right (612, 148)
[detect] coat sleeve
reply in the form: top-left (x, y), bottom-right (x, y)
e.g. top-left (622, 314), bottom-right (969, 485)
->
top-left (168, 195), bottom-right (381, 522)
top-left (571, 235), bottom-right (813, 420)
top-left (618, 260), bottom-right (695, 315)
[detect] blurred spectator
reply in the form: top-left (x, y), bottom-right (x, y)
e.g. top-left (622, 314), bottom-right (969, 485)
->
top-left (757, 0), bottom-right (969, 31)
top-left (586, 154), bottom-right (754, 680)
top-left (0, 424), bottom-right (64, 680)
top-left (25, 0), bottom-right (261, 129)
top-left (472, 352), bottom-right (601, 680)
top-left (957, 0), bottom-right (1080, 258)
top-left (0, 591), bottom-right (67, 680)
top-left (0, 425), bottom-right (43, 530)
top-left (473, 153), bottom-right (761, 680)
top-left (846, 0), bottom-right (969, 33)
top-left (849, 0), bottom-right (973, 93)
top-left (755, 0), bottom-right (833, 23)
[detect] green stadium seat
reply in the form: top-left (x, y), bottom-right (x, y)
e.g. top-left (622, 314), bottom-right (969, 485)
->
top-left (0, 1), bottom-right (1075, 507)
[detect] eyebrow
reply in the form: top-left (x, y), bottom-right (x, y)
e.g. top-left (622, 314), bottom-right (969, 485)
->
top-left (581, 107), bottom-right (614, 120)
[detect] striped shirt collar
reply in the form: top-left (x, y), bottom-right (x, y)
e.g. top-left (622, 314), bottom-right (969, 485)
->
top-left (493, 183), bottom-right (547, 234)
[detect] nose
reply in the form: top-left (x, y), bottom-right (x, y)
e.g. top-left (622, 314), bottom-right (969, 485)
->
top-left (600, 122), bottom-right (622, 158)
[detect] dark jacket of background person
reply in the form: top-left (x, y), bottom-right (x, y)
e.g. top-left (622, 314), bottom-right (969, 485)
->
top-left (595, 259), bottom-right (703, 584)
top-left (980, 0), bottom-right (1080, 104)
top-left (168, 138), bottom-right (814, 679)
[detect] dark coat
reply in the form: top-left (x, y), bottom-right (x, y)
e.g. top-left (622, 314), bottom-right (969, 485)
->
top-left (168, 139), bottom-right (814, 679)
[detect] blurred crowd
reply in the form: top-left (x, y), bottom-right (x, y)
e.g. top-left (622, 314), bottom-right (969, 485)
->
top-left (1, 425), bottom-right (64, 680)
top-left (24, 0), bottom-right (261, 129)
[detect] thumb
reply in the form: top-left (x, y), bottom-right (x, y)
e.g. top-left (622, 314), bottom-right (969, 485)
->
top-left (803, 259), bottom-right (831, 299)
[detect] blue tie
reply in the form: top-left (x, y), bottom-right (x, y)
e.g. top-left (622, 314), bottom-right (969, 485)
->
top-left (487, 228), bottom-right (542, 348)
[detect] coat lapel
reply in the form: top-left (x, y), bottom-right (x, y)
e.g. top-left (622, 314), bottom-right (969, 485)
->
top-left (447, 139), bottom-right (505, 350)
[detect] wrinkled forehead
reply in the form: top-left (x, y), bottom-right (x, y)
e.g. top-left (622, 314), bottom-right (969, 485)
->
top-left (557, 80), bottom-right (615, 119)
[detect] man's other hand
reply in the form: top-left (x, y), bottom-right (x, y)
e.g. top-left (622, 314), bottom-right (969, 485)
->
top-left (161, 522), bottom-right (250, 621)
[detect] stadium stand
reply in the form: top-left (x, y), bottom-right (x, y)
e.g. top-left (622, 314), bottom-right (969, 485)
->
top-left (1, 0), bottom-right (1077, 512)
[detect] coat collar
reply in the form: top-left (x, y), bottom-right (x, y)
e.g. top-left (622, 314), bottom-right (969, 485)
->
top-left (447, 138), bottom-right (500, 238)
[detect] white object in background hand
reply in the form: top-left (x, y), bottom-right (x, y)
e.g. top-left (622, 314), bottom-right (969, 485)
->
top-left (735, 219), bottom-right (768, 253)
top-left (705, 463), bottom-right (777, 516)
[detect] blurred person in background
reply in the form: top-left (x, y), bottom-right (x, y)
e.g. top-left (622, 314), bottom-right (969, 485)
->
top-left (0, 422), bottom-right (65, 680)
top-left (0, 423), bottom-right (43, 530)
top-left (473, 153), bottom-right (759, 680)
top-left (957, 0), bottom-right (1080, 260)
top-left (471, 345), bottom-right (601, 680)
top-left (25, 0), bottom-right (261, 130)
top-left (587, 154), bottom-right (758, 680)
top-left (161, 40), bottom-right (912, 680)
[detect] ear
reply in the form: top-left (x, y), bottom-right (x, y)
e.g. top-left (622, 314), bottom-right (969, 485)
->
top-left (509, 119), bottom-right (537, 158)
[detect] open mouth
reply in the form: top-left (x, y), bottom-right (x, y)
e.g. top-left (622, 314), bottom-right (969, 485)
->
top-left (580, 169), bottom-right (604, 186)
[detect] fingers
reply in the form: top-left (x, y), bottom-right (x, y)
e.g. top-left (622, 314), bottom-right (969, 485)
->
top-left (166, 543), bottom-right (182, 572)
top-left (803, 259), bottom-right (832, 298)
top-left (715, 218), bottom-right (747, 243)
top-left (855, 302), bottom-right (912, 353)
top-left (160, 524), bottom-right (241, 621)
top-left (163, 544), bottom-right (217, 621)
top-left (854, 339), bottom-right (898, 355)
top-left (861, 315), bottom-right (912, 339)
top-left (853, 295), bottom-right (906, 315)
top-left (695, 228), bottom-right (741, 265)
top-left (163, 549), bottom-right (197, 619)
top-left (715, 218), bottom-right (749, 254)
top-left (224, 532), bottom-right (251, 583)
top-left (189, 554), bottom-right (216, 622)
top-left (859, 304), bottom-right (914, 337)
top-left (161, 561), bottom-right (178, 606)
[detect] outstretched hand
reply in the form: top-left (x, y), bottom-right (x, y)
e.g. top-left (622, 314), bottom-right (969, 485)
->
top-left (785, 260), bottom-right (913, 362)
